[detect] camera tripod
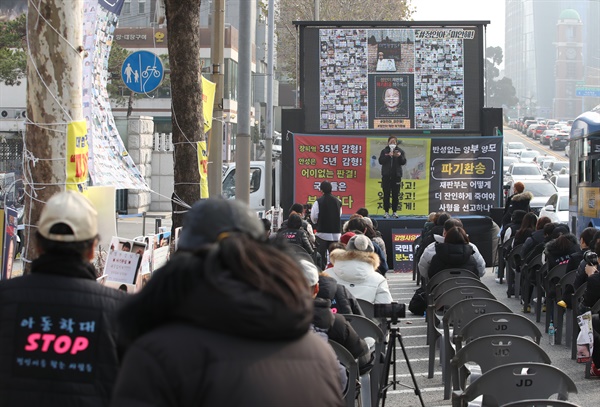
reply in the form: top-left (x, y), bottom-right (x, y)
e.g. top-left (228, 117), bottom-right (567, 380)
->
top-left (379, 321), bottom-right (425, 407)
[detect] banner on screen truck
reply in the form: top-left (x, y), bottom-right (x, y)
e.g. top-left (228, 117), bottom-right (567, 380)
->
top-left (293, 134), bottom-right (501, 217)
top-left (391, 229), bottom-right (420, 273)
top-left (299, 23), bottom-right (485, 133)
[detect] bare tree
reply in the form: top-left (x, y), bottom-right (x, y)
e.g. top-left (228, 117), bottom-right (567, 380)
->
top-left (163, 0), bottom-right (203, 231)
top-left (276, 0), bottom-right (415, 83)
top-left (23, 0), bottom-right (83, 270)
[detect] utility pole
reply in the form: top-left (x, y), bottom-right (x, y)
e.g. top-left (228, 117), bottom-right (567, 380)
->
top-left (264, 0), bottom-right (275, 210)
top-left (314, 0), bottom-right (320, 20)
top-left (23, 0), bottom-right (84, 268)
top-left (208, 0), bottom-right (225, 197)
top-left (235, 0), bottom-right (255, 204)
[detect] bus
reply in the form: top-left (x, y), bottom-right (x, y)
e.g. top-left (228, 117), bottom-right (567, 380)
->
top-left (568, 106), bottom-right (600, 236)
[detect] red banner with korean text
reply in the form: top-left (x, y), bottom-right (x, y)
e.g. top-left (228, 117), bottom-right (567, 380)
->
top-left (294, 135), bottom-right (367, 213)
top-left (293, 134), bottom-right (502, 216)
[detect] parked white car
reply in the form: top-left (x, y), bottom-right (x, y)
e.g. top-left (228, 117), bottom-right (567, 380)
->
top-left (540, 192), bottom-right (569, 224)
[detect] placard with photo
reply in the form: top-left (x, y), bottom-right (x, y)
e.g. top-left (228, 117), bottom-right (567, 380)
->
top-left (369, 74), bottom-right (413, 129)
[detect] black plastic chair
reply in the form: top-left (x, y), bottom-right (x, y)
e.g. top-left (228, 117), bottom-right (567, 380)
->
top-left (521, 253), bottom-right (544, 312)
top-left (554, 270), bottom-right (576, 345)
top-left (500, 400), bottom-right (582, 407)
top-left (451, 362), bottom-right (578, 407)
top-left (442, 298), bottom-right (510, 399)
top-left (534, 262), bottom-right (549, 322)
top-left (543, 263), bottom-right (568, 333)
top-left (451, 334), bottom-right (550, 393)
top-left (328, 340), bottom-right (359, 407)
top-left (461, 312), bottom-right (543, 345)
top-left (570, 283), bottom-right (587, 360)
top-left (427, 285), bottom-right (496, 379)
top-left (506, 243), bottom-right (524, 298)
top-left (428, 276), bottom-right (488, 307)
top-left (342, 314), bottom-right (385, 407)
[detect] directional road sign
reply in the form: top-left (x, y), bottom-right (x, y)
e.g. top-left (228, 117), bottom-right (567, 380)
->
top-left (575, 85), bottom-right (600, 98)
top-left (121, 51), bottom-right (164, 94)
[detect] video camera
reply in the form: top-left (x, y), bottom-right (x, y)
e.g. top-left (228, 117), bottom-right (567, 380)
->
top-left (374, 302), bottom-right (406, 323)
top-left (584, 250), bottom-right (598, 267)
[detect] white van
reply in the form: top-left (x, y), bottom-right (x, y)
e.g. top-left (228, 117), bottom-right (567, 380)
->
top-left (222, 160), bottom-right (281, 213)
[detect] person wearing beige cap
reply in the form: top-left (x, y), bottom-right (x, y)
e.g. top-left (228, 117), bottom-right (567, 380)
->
top-left (0, 190), bottom-right (126, 406)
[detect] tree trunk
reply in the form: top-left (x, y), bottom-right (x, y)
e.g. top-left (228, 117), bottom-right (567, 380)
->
top-left (23, 0), bottom-right (83, 271)
top-left (164, 0), bottom-right (203, 231)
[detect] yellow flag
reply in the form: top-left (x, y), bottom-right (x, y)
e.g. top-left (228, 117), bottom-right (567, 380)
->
top-left (66, 120), bottom-right (89, 193)
top-left (197, 141), bottom-right (209, 199)
top-left (202, 76), bottom-right (216, 133)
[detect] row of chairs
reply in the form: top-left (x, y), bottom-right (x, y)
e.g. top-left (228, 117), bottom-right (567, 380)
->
top-left (423, 268), bottom-right (579, 406)
top-left (328, 299), bottom-right (390, 407)
top-left (503, 239), bottom-right (600, 376)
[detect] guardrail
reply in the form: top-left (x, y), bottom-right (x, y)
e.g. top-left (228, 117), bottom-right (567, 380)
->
top-left (116, 212), bottom-right (171, 236)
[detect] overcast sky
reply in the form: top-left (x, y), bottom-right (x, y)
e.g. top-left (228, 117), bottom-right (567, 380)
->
top-left (412, 0), bottom-right (505, 49)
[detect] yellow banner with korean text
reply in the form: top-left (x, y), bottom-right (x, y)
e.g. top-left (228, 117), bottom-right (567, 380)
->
top-left (201, 76), bottom-right (216, 133)
top-left (66, 120), bottom-right (89, 193)
top-left (197, 141), bottom-right (209, 199)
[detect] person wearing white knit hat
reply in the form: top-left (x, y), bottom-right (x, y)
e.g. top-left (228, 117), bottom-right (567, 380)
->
top-left (328, 234), bottom-right (393, 304)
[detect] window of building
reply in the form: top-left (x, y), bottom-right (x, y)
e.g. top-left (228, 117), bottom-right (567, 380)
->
top-left (567, 62), bottom-right (576, 77)
top-left (139, 0), bottom-right (146, 14)
top-left (224, 59), bottom-right (238, 101)
top-left (123, 0), bottom-right (131, 14)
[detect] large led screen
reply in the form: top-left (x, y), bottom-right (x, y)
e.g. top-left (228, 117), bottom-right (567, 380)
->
top-left (300, 24), bottom-right (485, 133)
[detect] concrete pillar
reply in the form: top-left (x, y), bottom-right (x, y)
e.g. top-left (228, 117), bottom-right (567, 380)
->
top-left (127, 115), bottom-right (154, 213)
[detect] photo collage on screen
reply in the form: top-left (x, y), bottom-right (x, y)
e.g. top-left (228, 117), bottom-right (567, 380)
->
top-left (319, 28), bottom-right (466, 131)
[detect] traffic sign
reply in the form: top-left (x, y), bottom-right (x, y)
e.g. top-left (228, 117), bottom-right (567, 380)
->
top-left (121, 51), bottom-right (164, 94)
top-left (575, 85), bottom-right (600, 98)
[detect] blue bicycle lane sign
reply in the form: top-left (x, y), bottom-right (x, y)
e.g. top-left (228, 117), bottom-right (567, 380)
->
top-left (121, 51), bottom-right (164, 94)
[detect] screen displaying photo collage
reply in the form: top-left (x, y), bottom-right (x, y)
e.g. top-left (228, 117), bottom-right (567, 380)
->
top-left (318, 28), bottom-right (468, 131)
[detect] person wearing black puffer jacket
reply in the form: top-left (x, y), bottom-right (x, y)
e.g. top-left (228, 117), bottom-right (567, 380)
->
top-left (111, 199), bottom-right (343, 407)
top-left (544, 230), bottom-right (579, 269)
top-left (278, 213), bottom-right (314, 254)
top-left (427, 226), bottom-right (480, 279)
top-left (0, 191), bottom-right (126, 407)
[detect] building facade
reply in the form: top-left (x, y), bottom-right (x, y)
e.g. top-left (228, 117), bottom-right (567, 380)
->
top-left (504, 0), bottom-right (600, 118)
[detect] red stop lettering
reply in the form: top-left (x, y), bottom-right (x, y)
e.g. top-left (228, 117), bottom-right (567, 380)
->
top-left (25, 333), bottom-right (89, 354)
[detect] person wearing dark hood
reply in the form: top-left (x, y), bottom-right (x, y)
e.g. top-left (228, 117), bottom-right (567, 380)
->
top-left (427, 226), bottom-right (480, 279)
top-left (502, 182), bottom-right (533, 227)
top-left (111, 198), bottom-right (343, 407)
top-left (544, 226), bottom-right (578, 268)
top-left (418, 218), bottom-right (485, 279)
top-left (0, 191), bottom-right (126, 406)
top-left (542, 227), bottom-right (579, 305)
